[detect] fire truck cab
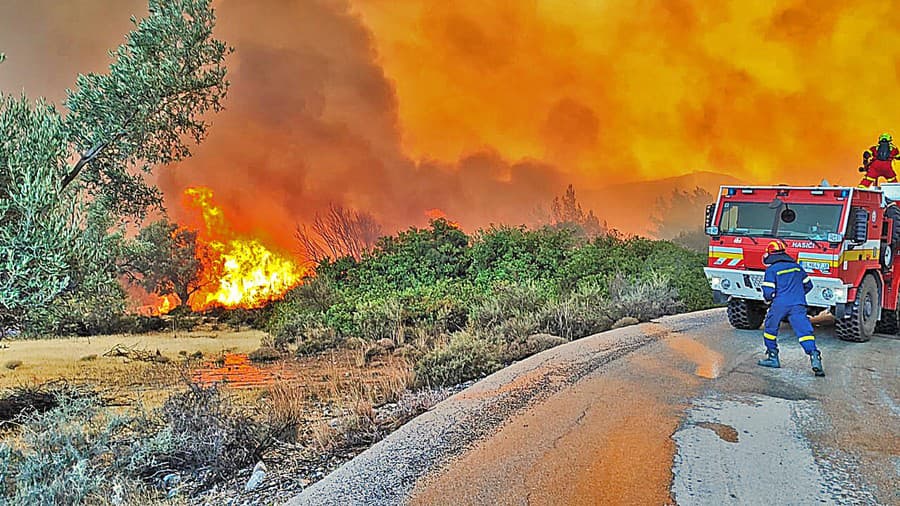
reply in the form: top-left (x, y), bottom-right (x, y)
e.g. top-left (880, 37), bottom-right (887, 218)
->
top-left (704, 184), bottom-right (900, 342)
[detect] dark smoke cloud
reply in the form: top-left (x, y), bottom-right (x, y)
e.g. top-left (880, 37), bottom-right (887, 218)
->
top-left (1, 0), bottom-right (573, 252)
top-left (153, 0), bottom-right (575, 250)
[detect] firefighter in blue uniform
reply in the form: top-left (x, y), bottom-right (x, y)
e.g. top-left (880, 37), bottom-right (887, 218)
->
top-left (759, 239), bottom-right (825, 376)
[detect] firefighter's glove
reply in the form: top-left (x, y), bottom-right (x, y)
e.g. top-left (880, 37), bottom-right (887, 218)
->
top-left (859, 166), bottom-right (867, 172)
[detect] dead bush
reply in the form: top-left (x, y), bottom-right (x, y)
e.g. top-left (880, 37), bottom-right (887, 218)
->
top-left (143, 383), bottom-right (280, 488)
top-left (248, 346), bottom-right (283, 363)
top-left (267, 382), bottom-right (310, 441)
top-left (0, 382), bottom-right (96, 424)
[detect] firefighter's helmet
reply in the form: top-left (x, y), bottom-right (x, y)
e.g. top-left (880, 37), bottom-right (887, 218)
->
top-left (765, 239), bottom-right (787, 256)
top-left (879, 132), bottom-right (892, 143)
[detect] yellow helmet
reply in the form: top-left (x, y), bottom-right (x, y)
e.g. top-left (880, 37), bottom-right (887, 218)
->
top-left (879, 132), bottom-right (892, 143)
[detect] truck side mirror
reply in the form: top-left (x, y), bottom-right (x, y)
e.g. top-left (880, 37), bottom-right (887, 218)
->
top-left (851, 207), bottom-right (869, 243)
top-left (704, 203), bottom-right (715, 229)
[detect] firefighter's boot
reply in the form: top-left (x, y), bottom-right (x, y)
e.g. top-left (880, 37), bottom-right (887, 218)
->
top-left (757, 349), bottom-right (780, 368)
top-left (809, 350), bottom-right (825, 377)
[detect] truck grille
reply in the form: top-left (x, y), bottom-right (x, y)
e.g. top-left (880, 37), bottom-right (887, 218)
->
top-left (747, 274), bottom-right (764, 289)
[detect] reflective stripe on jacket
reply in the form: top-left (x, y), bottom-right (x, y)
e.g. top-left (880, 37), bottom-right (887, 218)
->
top-left (762, 251), bottom-right (813, 306)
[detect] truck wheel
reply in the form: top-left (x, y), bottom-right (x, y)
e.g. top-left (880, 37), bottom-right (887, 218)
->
top-left (875, 308), bottom-right (899, 335)
top-left (726, 298), bottom-right (766, 330)
top-left (835, 274), bottom-right (878, 342)
top-left (886, 204), bottom-right (900, 252)
top-left (881, 243), bottom-right (894, 268)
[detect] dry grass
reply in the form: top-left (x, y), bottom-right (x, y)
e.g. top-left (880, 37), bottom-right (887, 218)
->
top-left (1, 330), bottom-right (427, 460)
top-left (304, 355), bottom-right (415, 451)
top-left (0, 330), bottom-right (266, 391)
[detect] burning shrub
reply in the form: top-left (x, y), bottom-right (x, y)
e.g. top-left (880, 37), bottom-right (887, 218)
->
top-left (414, 332), bottom-right (501, 388)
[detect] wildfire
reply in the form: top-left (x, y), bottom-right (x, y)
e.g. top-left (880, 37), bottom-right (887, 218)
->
top-left (425, 208), bottom-right (461, 229)
top-left (184, 187), bottom-right (304, 310)
top-left (156, 294), bottom-right (177, 315)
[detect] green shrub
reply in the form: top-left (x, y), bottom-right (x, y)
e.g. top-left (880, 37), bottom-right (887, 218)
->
top-left (607, 272), bottom-right (683, 321)
top-left (469, 282), bottom-right (550, 334)
top-left (1, 394), bottom-right (134, 505)
top-left (293, 327), bottom-right (341, 356)
top-left (469, 226), bottom-right (578, 286)
top-left (414, 332), bottom-right (501, 387)
top-left (542, 283), bottom-right (612, 339)
top-left (268, 226), bottom-right (712, 363)
top-left (354, 296), bottom-right (404, 342)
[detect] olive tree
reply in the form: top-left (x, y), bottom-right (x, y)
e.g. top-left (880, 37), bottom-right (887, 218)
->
top-left (0, 0), bottom-right (230, 332)
top-left (125, 219), bottom-right (207, 308)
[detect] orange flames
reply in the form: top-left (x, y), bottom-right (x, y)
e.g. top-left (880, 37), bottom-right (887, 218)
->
top-left (184, 187), bottom-right (305, 311)
top-left (425, 208), bottom-right (461, 229)
top-left (156, 294), bottom-right (177, 315)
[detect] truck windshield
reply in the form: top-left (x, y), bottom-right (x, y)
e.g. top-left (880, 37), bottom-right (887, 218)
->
top-left (718, 202), bottom-right (843, 240)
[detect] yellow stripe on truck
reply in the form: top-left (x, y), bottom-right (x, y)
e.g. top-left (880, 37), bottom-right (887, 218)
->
top-left (839, 249), bottom-right (878, 263)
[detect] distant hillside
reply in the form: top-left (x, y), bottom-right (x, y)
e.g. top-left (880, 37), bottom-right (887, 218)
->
top-left (582, 171), bottom-right (744, 236)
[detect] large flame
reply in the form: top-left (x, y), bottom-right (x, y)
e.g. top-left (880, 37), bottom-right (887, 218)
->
top-left (184, 187), bottom-right (304, 310)
top-left (156, 294), bottom-right (176, 315)
top-left (424, 208), bottom-right (461, 229)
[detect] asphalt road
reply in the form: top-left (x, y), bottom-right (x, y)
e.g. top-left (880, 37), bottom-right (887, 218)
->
top-left (288, 309), bottom-right (900, 505)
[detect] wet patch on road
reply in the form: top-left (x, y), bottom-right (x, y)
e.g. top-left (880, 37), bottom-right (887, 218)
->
top-left (672, 393), bottom-right (874, 505)
top-left (694, 422), bottom-right (739, 443)
top-left (666, 335), bottom-right (725, 379)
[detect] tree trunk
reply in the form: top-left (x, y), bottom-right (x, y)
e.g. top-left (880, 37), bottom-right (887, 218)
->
top-left (176, 288), bottom-right (190, 309)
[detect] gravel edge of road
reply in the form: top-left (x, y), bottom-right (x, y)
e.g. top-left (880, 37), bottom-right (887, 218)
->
top-left (286, 309), bottom-right (724, 506)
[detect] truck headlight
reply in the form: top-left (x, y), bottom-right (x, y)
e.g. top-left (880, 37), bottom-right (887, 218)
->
top-left (720, 278), bottom-right (731, 290)
top-left (822, 288), bottom-right (834, 301)
top-left (710, 277), bottom-right (722, 289)
top-left (833, 288), bottom-right (847, 303)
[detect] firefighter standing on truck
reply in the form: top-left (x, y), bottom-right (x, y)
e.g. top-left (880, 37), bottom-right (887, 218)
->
top-left (758, 240), bottom-right (825, 376)
top-left (858, 132), bottom-right (900, 188)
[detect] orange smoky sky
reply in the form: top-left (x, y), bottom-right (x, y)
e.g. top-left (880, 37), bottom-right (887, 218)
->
top-left (2, 0), bottom-right (899, 247)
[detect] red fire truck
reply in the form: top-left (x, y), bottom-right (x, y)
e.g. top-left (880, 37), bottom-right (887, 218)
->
top-left (704, 184), bottom-right (900, 342)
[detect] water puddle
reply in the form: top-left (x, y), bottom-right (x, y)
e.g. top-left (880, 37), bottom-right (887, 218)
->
top-left (192, 353), bottom-right (295, 388)
top-left (695, 421), bottom-right (739, 443)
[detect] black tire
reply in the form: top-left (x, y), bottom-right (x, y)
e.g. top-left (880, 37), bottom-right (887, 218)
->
top-left (886, 204), bottom-right (900, 251)
top-left (875, 308), bottom-right (899, 334)
top-left (836, 274), bottom-right (878, 342)
top-left (881, 243), bottom-right (894, 268)
top-left (726, 298), bottom-right (766, 330)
